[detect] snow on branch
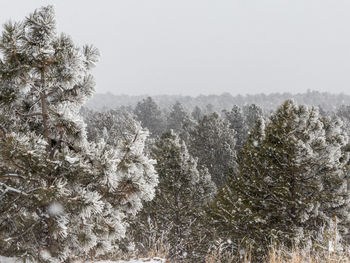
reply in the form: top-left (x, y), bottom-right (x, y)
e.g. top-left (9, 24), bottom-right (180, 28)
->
top-left (0, 182), bottom-right (28, 196)
top-left (0, 174), bottom-right (25, 180)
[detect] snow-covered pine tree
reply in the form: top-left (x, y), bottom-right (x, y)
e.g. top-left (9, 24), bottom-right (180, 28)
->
top-left (191, 106), bottom-right (203, 122)
top-left (243, 104), bottom-right (264, 131)
top-left (209, 100), bottom-right (350, 256)
top-left (83, 108), bottom-right (139, 146)
top-left (165, 102), bottom-right (198, 146)
top-left (336, 105), bottom-right (350, 154)
top-left (0, 6), bottom-right (157, 262)
top-left (134, 97), bottom-right (165, 137)
top-left (223, 105), bottom-right (247, 151)
top-left (132, 131), bottom-right (216, 261)
top-left (166, 102), bottom-right (191, 134)
top-left (337, 105), bottom-right (350, 135)
top-left (205, 103), bottom-right (214, 115)
top-left (188, 112), bottom-right (237, 186)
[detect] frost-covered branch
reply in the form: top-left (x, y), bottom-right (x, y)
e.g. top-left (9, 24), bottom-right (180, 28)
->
top-left (0, 182), bottom-right (27, 195)
top-left (0, 173), bottom-right (25, 180)
top-left (15, 111), bottom-right (43, 118)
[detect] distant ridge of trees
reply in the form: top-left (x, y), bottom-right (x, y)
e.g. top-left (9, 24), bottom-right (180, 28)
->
top-left (86, 90), bottom-right (350, 112)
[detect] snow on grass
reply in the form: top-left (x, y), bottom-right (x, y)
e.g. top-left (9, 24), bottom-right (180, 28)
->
top-left (0, 256), bottom-right (166, 263)
top-left (0, 256), bottom-right (20, 263)
top-left (94, 258), bottom-right (165, 263)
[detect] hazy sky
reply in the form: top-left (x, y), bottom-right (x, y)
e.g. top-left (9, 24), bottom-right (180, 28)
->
top-left (1, 0), bottom-right (350, 96)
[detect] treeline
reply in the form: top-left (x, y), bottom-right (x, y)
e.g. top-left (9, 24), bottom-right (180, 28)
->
top-left (86, 91), bottom-right (350, 112)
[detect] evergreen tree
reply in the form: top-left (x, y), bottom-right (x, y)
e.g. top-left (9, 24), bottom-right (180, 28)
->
top-left (191, 106), bottom-right (203, 122)
top-left (223, 105), bottom-right (247, 150)
top-left (243, 104), bottom-right (264, 131)
top-left (188, 112), bottom-right (237, 186)
top-left (134, 97), bottom-right (164, 137)
top-left (133, 131), bottom-right (216, 261)
top-left (83, 108), bottom-right (139, 147)
top-left (210, 100), bottom-right (350, 256)
top-left (166, 102), bottom-right (197, 145)
top-left (336, 105), bottom-right (350, 153)
top-left (166, 102), bottom-right (191, 134)
top-left (205, 103), bottom-right (214, 115)
top-left (337, 105), bottom-right (350, 133)
top-left (0, 7), bottom-right (157, 262)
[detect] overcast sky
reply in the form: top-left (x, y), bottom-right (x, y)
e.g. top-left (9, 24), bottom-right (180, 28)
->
top-left (1, 0), bottom-right (350, 96)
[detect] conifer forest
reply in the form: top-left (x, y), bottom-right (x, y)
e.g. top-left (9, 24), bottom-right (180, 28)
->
top-left (2, 5), bottom-right (350, 263)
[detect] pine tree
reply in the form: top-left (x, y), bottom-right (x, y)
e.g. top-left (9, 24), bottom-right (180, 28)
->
top-left (336, 105), bottom-right (350, 153)
top-left (205, 103), bottom-right (214, 115)
top-left (210, 100), bottom-right (350, 256)
top-left (0, 6), bottom-right (157, 262)
top-left (188, 112), bottom-right (237, 186)
top-left (223, 105), bottom-right (247, 150)
top-left (132, 131), bottom-right (216, 261)
top-left (191, 106), bottom-right (203, 122)
top-left (134, 97), bottom-right (165, 137)
top-left (337, 105), bottom-right (350, 133)
top-left (83, 108), bottom-right (139, 146)
top-left (166, 102), bottom-right (197, 145)
top-left (243, 104), bottom-right (264, 131)
top-left (166, 102), bottom-right (191, 134)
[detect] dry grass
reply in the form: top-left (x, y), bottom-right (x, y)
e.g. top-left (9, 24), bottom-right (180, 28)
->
top-left (205, 249), bottom-right (236, 263)
top-left (130, 231), bottom-right (350, 263)
top-left (145, 237), bottom-right (170, 260)
top-left (203, 246), bottom-right (350, 263)
top-left (266, 247), bottom-right (350, 263)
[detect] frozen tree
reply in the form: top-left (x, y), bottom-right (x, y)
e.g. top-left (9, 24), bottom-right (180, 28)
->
top-left (166, 102), bottom-right (197, 145)
top-left (83, 108), bottom-right (140, 146)
top-left (134, 97), bottom-right (165, 137)
top-left (132, 131), bottom-right (216, 261)
top-left (222, 104), bottom-right (263, 154)
top-left (166, 102), bottom-right (191, 134)
top-left (191, 106), bottom-right (203, 122)
top-left (337, 105), bottom-right (350, 133)
top-left (210, 100), bottom-right (350, 257)
top-left (205, 104), bottom-right (214, 114)
top-left (243, 104), bottom-right (264, 131)
top-left (336, 105), bottom-right (350, 154)
top-left (0, 6), bottom-right (157, 262)
top-left (223, 105), bottom-right (247, 151)
top-left (188, 112), bottom-right (237, 186)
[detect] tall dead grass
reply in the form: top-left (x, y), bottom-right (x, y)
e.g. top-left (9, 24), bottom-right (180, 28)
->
top-left (204, 246), bottom-right (350, 263)
top-left (266, 247), bottom-right (350, 263)
top-left (145, 237), bottom-right (170, 260)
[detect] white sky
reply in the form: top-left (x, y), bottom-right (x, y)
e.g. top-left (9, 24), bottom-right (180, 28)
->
top-left (1, 0), bottom-right (350, 96)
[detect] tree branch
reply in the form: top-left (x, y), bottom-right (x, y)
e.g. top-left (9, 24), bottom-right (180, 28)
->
top-left (16, 111), bottom-right (43, 118)
top-left (0, 182), bottom-right (28, 196)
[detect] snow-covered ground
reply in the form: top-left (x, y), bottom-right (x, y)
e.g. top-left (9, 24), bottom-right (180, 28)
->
top-left (0, 256), bottom-right (166, 263)
top-left (0, 256), bottom-right (15, 263)
top-left (94, 258), bottom-right (165, 263)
